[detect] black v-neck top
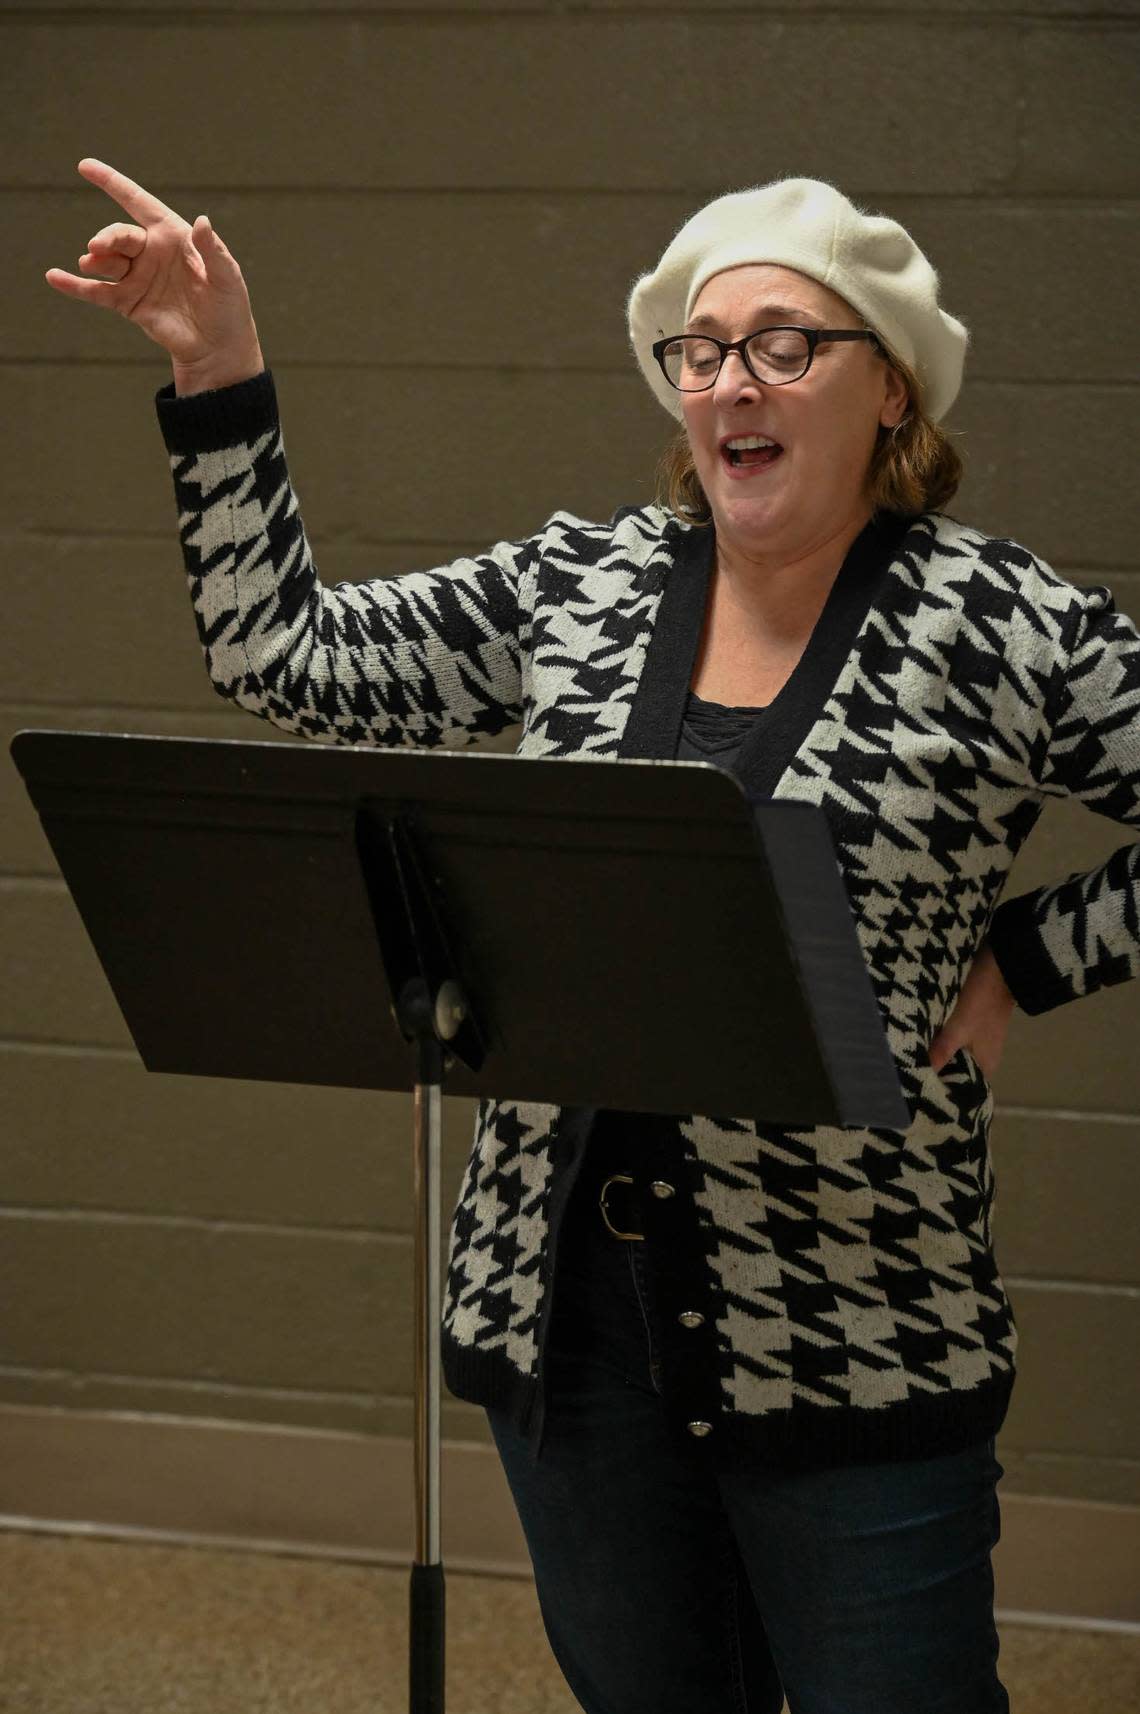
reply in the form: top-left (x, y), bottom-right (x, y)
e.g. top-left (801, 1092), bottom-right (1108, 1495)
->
top-left (678, 692), bottom-right (769, 761)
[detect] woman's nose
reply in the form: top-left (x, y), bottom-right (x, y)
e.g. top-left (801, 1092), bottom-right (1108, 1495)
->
top-left (712, 349), bottom-right (762, 405)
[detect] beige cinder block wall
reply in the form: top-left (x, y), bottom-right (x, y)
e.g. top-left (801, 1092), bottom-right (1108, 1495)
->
top-left (2, 0), bottom-right (1137, 1603)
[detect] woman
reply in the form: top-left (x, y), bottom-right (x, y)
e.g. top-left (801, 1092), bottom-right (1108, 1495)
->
top-left (47, 165), bottom-right (1139, 1714)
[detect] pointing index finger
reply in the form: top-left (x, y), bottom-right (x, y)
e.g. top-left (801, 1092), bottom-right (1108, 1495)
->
top-left (77, 157), bottom-right (176, 226)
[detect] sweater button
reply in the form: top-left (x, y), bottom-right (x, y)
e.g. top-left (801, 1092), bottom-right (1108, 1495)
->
top-left (686, 1420), bottom-right (713, 1438)
top-left (678, 1310), bottom-right (705, 1329)
top-left (650, 1180), bottom-right (675, 1199)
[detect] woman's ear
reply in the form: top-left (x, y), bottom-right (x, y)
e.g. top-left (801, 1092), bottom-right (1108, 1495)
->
top-left (879, 362), bottom-right (911, 429)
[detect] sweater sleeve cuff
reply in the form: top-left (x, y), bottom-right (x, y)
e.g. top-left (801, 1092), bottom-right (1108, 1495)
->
top-left (154, 367), bottom-right (279, 456)
top-left (986, 889), bottom-right (1073, 1017)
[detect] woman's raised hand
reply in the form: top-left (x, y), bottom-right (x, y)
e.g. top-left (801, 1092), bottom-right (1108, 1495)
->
top-left (45, 159), bottom-right (264, 393)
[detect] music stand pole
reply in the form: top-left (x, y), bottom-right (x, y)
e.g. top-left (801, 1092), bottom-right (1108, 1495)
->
top-left (406, 997), bottom-right (447, 1714)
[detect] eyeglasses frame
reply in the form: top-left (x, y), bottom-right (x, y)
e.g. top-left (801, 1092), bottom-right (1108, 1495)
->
top-left (651, 325), bottom-right (883, 391)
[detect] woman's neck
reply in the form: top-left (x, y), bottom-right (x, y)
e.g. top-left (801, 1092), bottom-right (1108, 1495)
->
top-left (713, 508), bottom-right (873, 617)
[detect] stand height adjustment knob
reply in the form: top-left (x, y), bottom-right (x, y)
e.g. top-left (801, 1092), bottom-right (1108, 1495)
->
top-left (434, 980), bottom-right (467, 1041)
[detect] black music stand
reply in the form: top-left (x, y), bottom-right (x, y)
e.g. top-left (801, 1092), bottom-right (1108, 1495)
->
top-left (11, 728), bottom-right (909, 1714)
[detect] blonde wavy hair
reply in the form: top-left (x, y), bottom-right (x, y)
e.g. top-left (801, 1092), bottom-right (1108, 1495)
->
top-left (654, 348), bottom-right (962, 524)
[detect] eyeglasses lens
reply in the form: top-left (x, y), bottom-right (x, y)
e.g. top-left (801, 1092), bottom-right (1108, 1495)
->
top-left (663, 329), bottom-right (812, 390)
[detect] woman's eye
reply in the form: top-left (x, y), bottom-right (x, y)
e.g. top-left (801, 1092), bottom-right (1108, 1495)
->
top-left (748, 331), bottom-right (810, 371)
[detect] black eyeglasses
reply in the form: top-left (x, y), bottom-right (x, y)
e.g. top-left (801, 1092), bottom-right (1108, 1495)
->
top-left (652, 326), bottom-right (881, 391)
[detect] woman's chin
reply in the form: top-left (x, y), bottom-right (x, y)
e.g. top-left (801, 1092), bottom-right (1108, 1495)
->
top-left (708, 484), bottom-right (788, 542)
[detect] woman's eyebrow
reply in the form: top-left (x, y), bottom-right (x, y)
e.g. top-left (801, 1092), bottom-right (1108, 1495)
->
top-left (685, 304), bottom-right (827, 331)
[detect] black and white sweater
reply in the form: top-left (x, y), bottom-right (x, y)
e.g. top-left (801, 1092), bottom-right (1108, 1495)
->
top-left (155, 369), bottom-right (1140, 1470)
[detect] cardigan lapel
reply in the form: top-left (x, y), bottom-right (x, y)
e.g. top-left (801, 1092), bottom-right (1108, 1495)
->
top-left (619, 519), bottom-right (714, 765)
top-left (620, 511), bottom-right (916, 801)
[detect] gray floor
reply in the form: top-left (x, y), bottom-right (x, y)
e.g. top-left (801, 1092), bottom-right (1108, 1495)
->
top-left (1, 1530), bottom-right (1138, 1713)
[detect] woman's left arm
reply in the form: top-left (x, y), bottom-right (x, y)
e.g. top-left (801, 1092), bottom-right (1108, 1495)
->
top-left (932, 582), bottom-right (1140, 1075)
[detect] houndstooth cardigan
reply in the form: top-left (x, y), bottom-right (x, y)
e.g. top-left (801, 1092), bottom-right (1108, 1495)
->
top-left (156, 369), bottom-right (1140, 1470)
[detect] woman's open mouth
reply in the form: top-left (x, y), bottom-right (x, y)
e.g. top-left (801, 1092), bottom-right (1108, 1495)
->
top-left (720, 434), bottom-right (784, 475)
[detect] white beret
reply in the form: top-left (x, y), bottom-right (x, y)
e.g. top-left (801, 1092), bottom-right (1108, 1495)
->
top-left (627, 178), bottom-right (968, 423)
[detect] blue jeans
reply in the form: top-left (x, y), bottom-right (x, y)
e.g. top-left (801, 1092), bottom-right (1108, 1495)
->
top-left (485, 1146), bottom-right (1009, 1714)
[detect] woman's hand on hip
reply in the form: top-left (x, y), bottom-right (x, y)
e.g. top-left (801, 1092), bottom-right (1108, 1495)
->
top-left (44, 158), bottom-right (264, 392)
top-left (927, 938), bottom-right (1016, 1083)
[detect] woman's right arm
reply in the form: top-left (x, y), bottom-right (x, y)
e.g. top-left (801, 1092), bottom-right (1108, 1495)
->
top-left (156, 368), bottom-right (528, 748)
top-left (47, 159), bottom-right (527, 748)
